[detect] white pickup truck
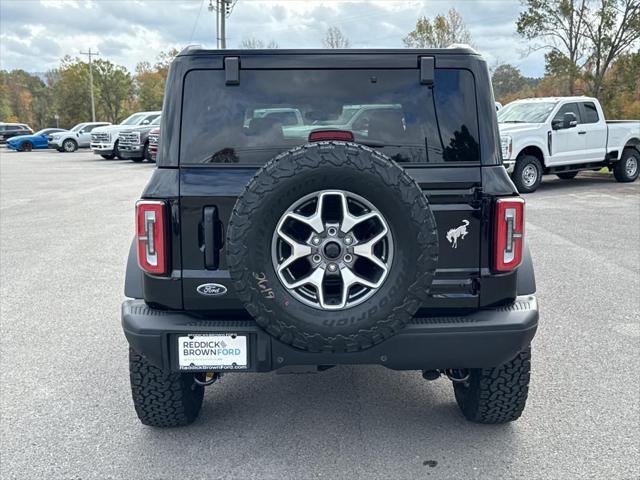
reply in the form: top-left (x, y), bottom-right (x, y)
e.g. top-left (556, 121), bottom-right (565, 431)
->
top-left (90, 111), bottom-right (161, 159)
top-left (498, 97), bottom-right (640, 192)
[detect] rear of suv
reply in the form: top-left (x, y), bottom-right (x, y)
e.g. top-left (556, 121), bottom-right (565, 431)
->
top-left (122, 48), bottom-right (538, 427)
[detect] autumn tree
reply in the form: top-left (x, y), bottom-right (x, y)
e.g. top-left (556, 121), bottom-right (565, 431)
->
top-left (517, 0), bottom-right (589, 94)
top-left (0, 70), bottom-right (51, 127)
top-left (583, 0), bottom-right (640, 97)
top-left (135, 49), bottom-right (179, 111)
top-left (403, 8), bottom-right (472, 48)
top-left (323, 26), bottom-right (351, 48)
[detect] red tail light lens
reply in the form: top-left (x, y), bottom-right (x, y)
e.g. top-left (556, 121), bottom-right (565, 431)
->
top-left (136, 200), bottom-right (168, 275)
top-left (308, 130), bottom-right (354, 142)
top-left (493, 197), bottom-right (525, 272)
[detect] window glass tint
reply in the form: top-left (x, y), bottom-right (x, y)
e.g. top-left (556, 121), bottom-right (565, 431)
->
top-left (180, 69), bottom-right (479, 165)
top-left (553, 103), bottom-right (581, 123)
top-left (497, 102), bottom-right (556, 123)
top-left (121, 113), bottom-right (145, 125)
top-left (581, 102), bottom-right (599, 123)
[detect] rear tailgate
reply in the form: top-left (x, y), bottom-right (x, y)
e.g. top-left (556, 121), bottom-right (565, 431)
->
top-left (177, 63), bottom-right (483, 312)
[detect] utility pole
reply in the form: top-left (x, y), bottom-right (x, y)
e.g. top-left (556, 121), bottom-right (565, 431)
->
top-left (208, 0), bottom-right (237, 49)
top-left (80, 48), bottom-right (99, 122)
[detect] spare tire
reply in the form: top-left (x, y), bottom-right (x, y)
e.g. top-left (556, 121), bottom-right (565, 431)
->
top-left (227, 142), bottom-right (438, 353)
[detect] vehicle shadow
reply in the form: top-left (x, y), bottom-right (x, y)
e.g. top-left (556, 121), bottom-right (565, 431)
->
top-left (533, 172), bottom-right (621, 194)
top-left (127, 365), bottom-right (523, 477)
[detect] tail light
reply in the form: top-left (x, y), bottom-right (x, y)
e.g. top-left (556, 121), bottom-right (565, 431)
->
top-left (493, 197), bottom-right (525, 272)
top-left (309, 130), bottom-right (354, 142)
top-left (136, 200), bottom-right (168, 275)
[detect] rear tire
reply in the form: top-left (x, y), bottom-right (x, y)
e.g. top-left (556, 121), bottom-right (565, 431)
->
top-left (453, 346), bottom-right (531, 424)
top-left (20, 141), bottom-right (33, 152)
top-left (512, 155), bottom-right (543, 193)
top-left (556, 171), bottom-right (578, 180)
top-left (129, 347), bottom-right (204, 427)
top-left (613, 148), bottom-right (639, 183)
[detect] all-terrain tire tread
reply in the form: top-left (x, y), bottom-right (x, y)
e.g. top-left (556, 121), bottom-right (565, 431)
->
top-left (129, 347), bottom-right (204, 427)
top-left (226, 141), bottom-right (438, 353)
top-left (454, 346), bottom-right (531, 424)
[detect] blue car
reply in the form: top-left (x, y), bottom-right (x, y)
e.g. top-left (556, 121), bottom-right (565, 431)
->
top-left (6, 128), bottom-right (66, 151)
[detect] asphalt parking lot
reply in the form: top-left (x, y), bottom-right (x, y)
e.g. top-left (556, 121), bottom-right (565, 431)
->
top-left (1, 149), bottom-right (638, 480)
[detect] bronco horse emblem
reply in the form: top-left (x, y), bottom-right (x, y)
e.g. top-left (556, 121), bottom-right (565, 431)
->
top-left (446, 220), bottom-right (470, 249)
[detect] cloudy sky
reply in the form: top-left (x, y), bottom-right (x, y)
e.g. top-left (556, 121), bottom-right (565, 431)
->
top-left (0, 0), bottom-right (546, 77)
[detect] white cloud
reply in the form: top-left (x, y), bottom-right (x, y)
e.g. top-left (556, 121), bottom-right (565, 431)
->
top-left (0, 0), bottom-right (545, 76)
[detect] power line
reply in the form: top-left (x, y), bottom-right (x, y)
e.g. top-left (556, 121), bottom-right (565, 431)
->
top-left (188, 0), bottom-right (206, 44)
top-left (79, 48), bottom-right (99, 122)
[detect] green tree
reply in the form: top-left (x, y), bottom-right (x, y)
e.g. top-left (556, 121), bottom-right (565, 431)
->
top-left (93, 59), bottom-right (134, 123)
top-left (517, 0), bottom-right (589, 94)
top-left (403, 8), bottom-right (472, 48)
top-left (49, 57), bottom-right (94, 127)
top-left (323, 26), bottom-right (351, 48)
top-left (492, 64), bottom-right (529, 98)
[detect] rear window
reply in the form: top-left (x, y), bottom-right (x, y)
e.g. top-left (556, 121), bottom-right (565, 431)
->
top-left (180, 69), bottom-right (479, 165)
top-left (581, 102), bottom-right (599, 123)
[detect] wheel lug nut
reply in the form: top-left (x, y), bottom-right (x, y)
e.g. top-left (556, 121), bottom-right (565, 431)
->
top-left (312, 237), bottom-right (321, 245)
top-left (344, 237), bottom-right (352, 245)
top-left (344, 254), bottom-right (352, 263)
top-left (327, 263), bottom-right (337, 272)
top-left (328, 227), bottom-right (337, 236)
top-left (312, 254), bottom-right (321, 263)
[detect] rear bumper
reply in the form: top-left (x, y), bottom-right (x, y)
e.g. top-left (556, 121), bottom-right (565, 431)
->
top-left (122, 295), bottom-right (539, 372)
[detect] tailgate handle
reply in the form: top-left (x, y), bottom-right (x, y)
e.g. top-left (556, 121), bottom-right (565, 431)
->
top-left (420, 57), bottom-right (434, 85)
top-left (225, 57), bottom-right (240, 85)
top-left (203, 206), bottom-right (221, 269)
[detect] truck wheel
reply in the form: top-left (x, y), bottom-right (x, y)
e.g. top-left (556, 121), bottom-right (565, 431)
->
top-left (613, 148), bottom-right (639, 183)
top-left (556, 171), bottom-right (577, 180)
top-left (143, 141), bottom-right (150, 161)
top-left (512, 155), bottom-right (543, 193)
top-left (19, 141), bottom-right (33, 152)
top-left (227, 142), bottom-right (439, 353)
top-left (453, 346), bottom-right (531, 424)
top-left (62, 139), bottom-right (78, 152)
top-left (129, 347), bottom-right (204, 427)
top-left (113, 140), bottom-right (121, 160)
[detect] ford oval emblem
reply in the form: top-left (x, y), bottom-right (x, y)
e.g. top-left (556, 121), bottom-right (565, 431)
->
top-left (196, 283), bottom-right (228, 296)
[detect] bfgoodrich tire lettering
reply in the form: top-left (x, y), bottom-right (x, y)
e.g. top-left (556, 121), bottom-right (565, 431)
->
top-left (227, 142), bottom-right (439, 353)
top-left (129, 347), bottom-right (204, 427)
top-left (453, 346), bottom-right (531, 424)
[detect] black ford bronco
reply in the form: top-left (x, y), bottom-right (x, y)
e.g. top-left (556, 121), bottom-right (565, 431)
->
top-left (122, 47), bottom-right (538, 427)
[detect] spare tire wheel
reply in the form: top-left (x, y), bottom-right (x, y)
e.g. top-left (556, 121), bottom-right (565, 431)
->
top-left (227, 142), bottom-right (439, 353)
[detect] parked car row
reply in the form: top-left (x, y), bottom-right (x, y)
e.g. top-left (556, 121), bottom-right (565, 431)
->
top-left (0, 123), bottom-right (33, 144)
top-left (3, 111), bottom-right (162, 163)
top-left (90, 110), bottom-right (160, 160)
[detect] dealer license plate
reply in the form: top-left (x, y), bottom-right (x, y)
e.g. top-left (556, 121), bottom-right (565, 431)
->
top-left (177, 334), bottom-right (248, 371)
